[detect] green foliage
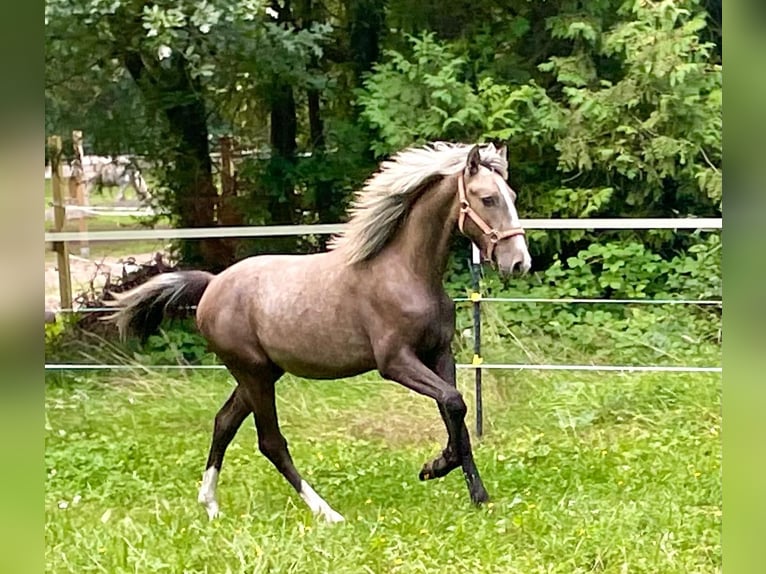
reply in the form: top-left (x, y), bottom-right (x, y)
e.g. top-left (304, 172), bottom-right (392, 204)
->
top-left (484, 0), bottom-right (722, 216)
top-left (208, 19), bottom-right (332, 136)
top-left (357, 0), bottom-right (721, 270)
top-left (545, 0), bottom-right (722, 206)
top-left (45, 320), bottom-right (67, 356)
top-left (357, 33), bottom-right (485, 156)
top-left (447, 233), bottom-right (721, 368)
top-left (133, 327), bottom-right (216, 366)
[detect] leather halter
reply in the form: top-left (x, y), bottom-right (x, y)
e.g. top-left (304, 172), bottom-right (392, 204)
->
top-left (457, 172), bottom-right (526, 261)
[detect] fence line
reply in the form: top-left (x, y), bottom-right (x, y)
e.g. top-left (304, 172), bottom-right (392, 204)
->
top-left (53, 204), bottom-right (159, 215)
top-left (452, 296), bottom-right (722, 306)
top-left (43, 363), bottom-right (721, 373)
top-left (44, 217), bottom-right (722, 243)
top-left (52, 296), bottom-right (721, 315)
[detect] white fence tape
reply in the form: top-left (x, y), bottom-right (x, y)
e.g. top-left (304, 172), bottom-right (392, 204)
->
top-left (44, 218), bottom-right (722, 243)
top-left (44, 363), bottom-right (721, 373)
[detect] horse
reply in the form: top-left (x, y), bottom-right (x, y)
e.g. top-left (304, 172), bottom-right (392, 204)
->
top-left (106, 142), bottom-right (531, 523)
top-left (84, 156), bottom-right (151, 203)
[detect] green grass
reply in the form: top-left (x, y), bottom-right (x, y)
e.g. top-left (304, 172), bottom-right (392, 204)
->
top-left (44, 177), bottom-right (137, 212)
top-left (45, 368), bottom-right (721, 573)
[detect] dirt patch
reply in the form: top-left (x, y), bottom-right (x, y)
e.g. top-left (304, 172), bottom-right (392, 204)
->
top-left (344, 392), bottom-right (447, 447)
top-left (347, 413), bottom-right (445, 447)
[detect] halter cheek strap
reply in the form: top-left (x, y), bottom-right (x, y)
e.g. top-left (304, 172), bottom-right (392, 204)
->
top-left (457, 173), bottom-right (525, 261)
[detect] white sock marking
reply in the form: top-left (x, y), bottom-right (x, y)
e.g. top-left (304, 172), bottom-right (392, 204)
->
top-left (198, 467), bottom-right (220, 520)
top-left (299, 480), bottom-right (345, 523)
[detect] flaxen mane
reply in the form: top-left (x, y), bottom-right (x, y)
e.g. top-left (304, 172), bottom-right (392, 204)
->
top-left (328, 142), bottom-right (508, 264)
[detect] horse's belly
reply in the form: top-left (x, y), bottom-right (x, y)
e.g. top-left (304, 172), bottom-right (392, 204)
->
top-left (267, 343), bottom-right (376, 380)
top-left (259, 322), bottom-right (376, 380)
top-left (274, 356), bottom-right (375, 380)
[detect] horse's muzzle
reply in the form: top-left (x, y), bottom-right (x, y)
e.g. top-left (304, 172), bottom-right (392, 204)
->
top-left (493, 237), bottom-right (532, 276)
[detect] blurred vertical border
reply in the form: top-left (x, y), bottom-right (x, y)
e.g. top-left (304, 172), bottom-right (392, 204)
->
top-left (723, 0), bottom-right (766, 572)
top-left (0, 1), bottom-right (43, 573)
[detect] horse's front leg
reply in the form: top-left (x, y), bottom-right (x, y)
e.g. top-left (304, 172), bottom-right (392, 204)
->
top-left (378, 348), bottom-right (489, 505)
top-left (117, 180), bottom-right (128, 202)
top-left (419, 351), bottom-right (489, 504)
top-left (419, 351), bottom-right (462, 479)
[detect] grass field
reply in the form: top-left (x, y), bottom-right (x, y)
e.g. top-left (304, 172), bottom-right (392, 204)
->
top-left (45, 367), bottom-right (721, 573)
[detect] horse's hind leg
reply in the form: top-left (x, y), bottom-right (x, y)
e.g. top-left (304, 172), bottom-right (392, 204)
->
top-left (198, 386), bottom-right (251, 519)
top-left (231, 363), bottom-right (345, 523)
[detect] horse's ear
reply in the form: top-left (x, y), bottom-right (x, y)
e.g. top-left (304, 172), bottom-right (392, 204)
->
top-left (466, 145), bottom-right (481, 176)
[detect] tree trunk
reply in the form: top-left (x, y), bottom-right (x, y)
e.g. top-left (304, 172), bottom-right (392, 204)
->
top-left (164, 92), bottom-right (234, 270)
top-left (263, 1), bottom-right (301, 253)
top-left (347, 0), bottom-right (387, 84)
top-left (268, 80), bottom-right (298, 227)
top-left (118, 41), bottom-right (234, 270)
top-left (308, 73), bottom-right (337, 229)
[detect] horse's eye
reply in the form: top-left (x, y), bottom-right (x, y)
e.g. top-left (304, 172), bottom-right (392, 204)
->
top-left (481, 196), bottom-right (495, 207)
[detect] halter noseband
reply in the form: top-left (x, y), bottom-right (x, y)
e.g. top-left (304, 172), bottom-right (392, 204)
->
top-left (457, 172), bottom-right (525, 261)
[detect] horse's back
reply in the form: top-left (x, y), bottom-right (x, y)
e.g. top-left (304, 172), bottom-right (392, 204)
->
top-left (196, 251), bottom-right (377, 378)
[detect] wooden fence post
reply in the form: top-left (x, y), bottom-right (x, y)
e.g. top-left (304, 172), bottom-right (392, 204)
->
top-left (71, 130), bottom-right (89, 257)
top-left (48, 135), bottom-right (73, 310)
top-left (218, 136), bottom-right (238, 225)
top-left (218, 136), bottom-right (242, 265)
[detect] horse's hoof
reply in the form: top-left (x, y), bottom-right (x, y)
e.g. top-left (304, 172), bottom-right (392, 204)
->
top-left (198, 492), bottom-right (220, 520)
top-left (320, 508), bottom-right (345, 524)
top-left (470, 487), bottom-right (490, 505)
top-left (203, 501), bottom-right (219, 520)
top-left (419, 462), bottom-right (443, 481)
top-left (419, 456), bottom-right (460, 481)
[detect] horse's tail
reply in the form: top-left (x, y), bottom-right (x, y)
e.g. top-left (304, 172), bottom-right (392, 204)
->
top-left (104, 271), bottom-right (214, 342)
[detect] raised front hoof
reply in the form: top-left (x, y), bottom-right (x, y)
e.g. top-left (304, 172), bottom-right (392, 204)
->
top-left (418, 457), bottom-right (460, 481)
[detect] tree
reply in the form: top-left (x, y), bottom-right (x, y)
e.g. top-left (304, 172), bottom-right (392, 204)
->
top-left (46, 0), bottom-right (335, 268)
top-left (47, 0), bottom-right (721, 273)
top-left (357, 0), bottom-right (721, 265)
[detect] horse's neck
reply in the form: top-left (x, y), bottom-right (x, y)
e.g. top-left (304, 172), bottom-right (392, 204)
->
top-left (383, 175), bottom-right (459, 286)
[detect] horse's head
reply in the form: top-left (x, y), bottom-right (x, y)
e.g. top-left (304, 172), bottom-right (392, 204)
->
top-left (458, 145), bottom-right (532, 275)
